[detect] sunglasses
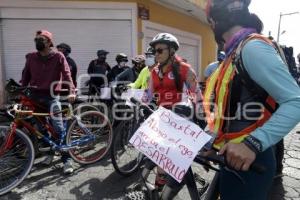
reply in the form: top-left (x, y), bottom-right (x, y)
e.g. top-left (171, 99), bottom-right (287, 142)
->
top-left (153, 47), bottom-right (168, 55)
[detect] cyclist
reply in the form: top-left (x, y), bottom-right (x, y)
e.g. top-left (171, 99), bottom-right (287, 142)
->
top-left (21, 30), bottom-right (75, 174)
top-left (108, 53), bottom-right (130, 82)
top-left (87, 49), bottom-right (111, 94)
top-left (115, 55), bottom-right (146, 83)
top-left (56, 43), bottom-right (78, 87)
top-left (147, 33), bottom-right (199, 190)
top-left (128, 47), bottom-right (156, 89)
top-left (204, 0), bottom-right (300, 199)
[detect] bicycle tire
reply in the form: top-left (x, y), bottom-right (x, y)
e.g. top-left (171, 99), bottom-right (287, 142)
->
top-left (111, 118), bottom-right (143, 177)
top-left (66, 111), bottom-right (112, 164)
top-left (73, 103), bottom-right (99, 115)
top-left (0, 125), bottom-right (35, 196)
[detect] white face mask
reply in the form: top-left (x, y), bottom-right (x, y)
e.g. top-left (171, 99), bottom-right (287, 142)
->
top-left (119, 61), bottom-right (126, 67)
top-left (145, 56), bottom-right (155, 67)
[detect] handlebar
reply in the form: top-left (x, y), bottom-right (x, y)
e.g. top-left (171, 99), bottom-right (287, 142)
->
top-left (195, 153), bottom-right (266, 174)
top-left (130, 97), bottom-right (153, 117)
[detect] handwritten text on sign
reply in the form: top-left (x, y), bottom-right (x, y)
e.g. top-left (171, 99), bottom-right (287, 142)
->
top-left (129, 107), bottom-right (211, 183)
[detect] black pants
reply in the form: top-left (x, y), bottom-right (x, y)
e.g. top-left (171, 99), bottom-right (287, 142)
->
top-left (275, 139), bottom-right (284, 173)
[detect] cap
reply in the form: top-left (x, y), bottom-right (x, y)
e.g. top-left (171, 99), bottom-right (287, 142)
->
top-left (97, 49), bottom-right (109, 56)
top-left (36, 30), bottom-right (53, 47)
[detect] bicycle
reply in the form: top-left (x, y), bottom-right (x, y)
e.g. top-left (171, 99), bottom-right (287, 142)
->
top-left (6, 79), bottom-right (99, 116)
top-left (110, 100), bottom-right (150, 177)
top-left (124, 98), bottom-right (266, 200)
top-left (109, 84), bottom-right (151, 177)
top-left (0, 83), bottom-right (113, 196)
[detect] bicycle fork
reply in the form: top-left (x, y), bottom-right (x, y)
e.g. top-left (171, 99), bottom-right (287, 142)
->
top-left (0, 124), bottom-right (16, 156)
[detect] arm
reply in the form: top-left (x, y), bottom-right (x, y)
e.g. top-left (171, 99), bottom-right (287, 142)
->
top-left (184, 66), bottom-right (199, 103)
top-left (116, 69), bottom-right (129, 82)
top-left (21, 54), bottom-right (31, 86)
top-left (87, 60), bottom-right (94, 74)
top-left (129, 67), bottom-right (146, 89)
top-left (242, 40), bottom-right (300, 151)
top-left (69, 58), bottom-right (77, 87)
top-left (60, 54), bottom-right (75, 95)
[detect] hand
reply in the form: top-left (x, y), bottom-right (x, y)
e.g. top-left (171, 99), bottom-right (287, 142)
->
top-left (219, 142), bottom-right (256, 171)
top-left (67, 94), bottom-right (76, 103)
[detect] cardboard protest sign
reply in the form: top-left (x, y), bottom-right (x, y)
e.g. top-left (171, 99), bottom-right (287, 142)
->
top-left (129, 107), bottom-right (211, 183)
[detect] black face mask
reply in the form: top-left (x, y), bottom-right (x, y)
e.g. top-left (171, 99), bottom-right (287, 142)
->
top-left (35, 38), bottom-right (46, 51)
top-left (97, 55), bottom-right (106, 63)
top-left (62, 51), bottom-right (69, 57)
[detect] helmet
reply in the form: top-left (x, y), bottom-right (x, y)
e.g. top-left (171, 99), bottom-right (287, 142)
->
top-left (145, 46), bottom-right (154, 55)
top-left (206, 0), bottom-right (251, 21)
top-left (132, 55), bottom-right (146, 64)
top-left (149, 33), bottom-right (179, 51)
top-left (56, 43), bottom-right (71, 54)
top-left (116, 53), bottom-right (128, 62)
top-left (217, 51), bottom-right (225, 62)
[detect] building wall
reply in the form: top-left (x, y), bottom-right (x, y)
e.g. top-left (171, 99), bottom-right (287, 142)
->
top-left (0, 0), bottom-right (216, 106)
top-left (66, 0), bottom-right (216, 79)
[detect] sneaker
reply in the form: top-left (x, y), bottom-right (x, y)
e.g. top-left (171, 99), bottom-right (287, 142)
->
top-left (41, 154), bottom-right (54, 165)
top-left (63, 160), bottom-right (74, 174)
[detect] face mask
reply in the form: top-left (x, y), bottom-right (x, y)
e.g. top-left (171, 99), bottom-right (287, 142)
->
top-left (145, 56), bottom-right (155, 67)
top-left (35, 39), bottom-right (46, 51)
top-left (98, 55), bottom-right (106, 62)
top-left (119, 61), bottom-right (126, 67)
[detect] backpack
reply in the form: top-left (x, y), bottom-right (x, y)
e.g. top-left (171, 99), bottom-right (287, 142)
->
top-left (233, 35), bottom-right (286, 113)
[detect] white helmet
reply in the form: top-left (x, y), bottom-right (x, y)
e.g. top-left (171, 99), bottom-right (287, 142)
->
top-left (149, 33), bottom-right (179, 51)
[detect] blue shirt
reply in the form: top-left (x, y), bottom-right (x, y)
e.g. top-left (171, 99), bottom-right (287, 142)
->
top-left (242, 39), bottom-right (300, 151)
top-left (204, 61), bottom-right (219, 78)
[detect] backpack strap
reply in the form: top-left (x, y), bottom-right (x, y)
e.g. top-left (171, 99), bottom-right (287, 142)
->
top-left (233, 34), bottom-right (278, 113)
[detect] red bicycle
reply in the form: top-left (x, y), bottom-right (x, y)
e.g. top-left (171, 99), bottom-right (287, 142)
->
top-left (0, 79), bottom-right (113, 195)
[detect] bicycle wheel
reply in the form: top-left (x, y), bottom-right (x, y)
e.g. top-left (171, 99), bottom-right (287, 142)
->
top-left (0, 125), bottom-right (35, 195)
top-left (73, 103), bottom-right (99, 115)
top-left (66, 111), bottom-right (112, 164)
top-left (111, 118), bottom-right (143, 177)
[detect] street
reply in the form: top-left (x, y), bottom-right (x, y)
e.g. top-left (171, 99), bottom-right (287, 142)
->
top-left (0, 124), bottom-right (300, 200)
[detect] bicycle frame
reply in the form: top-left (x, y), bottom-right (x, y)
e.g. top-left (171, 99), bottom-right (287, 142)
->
top-left (5, 102), bottom-right (97, 153)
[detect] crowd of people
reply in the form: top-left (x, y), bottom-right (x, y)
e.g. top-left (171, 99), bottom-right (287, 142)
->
top-left (18, 0), bottom-right (300, 199)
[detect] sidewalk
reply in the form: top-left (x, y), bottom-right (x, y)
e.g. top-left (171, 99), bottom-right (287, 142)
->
top-left (269, 123), bottom-right (300, 200)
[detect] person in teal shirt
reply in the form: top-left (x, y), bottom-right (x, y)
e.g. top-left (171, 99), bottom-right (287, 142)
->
top-left (205, 0), bottom-right (300, 199)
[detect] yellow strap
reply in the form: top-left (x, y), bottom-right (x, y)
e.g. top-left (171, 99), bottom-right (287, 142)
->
top-left (204, 66), bottom-right (221, 130)
top-left (214, 63), bottom-right (235, 133)
top-left (213, 134), bottom-right (248, 149)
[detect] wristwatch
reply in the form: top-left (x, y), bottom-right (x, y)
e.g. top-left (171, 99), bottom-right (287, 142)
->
top-left (242, 135), bottom-right (263, 154)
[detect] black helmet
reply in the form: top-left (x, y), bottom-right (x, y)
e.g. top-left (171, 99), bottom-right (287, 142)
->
top-left (149, 33), bottom-right (179, 51)
top-left (206, 0), bottom-right (251, 22)
top-left (56, 43), bottom-right (71, 54)
top-left (116, 53), bottom-right (128, 62)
